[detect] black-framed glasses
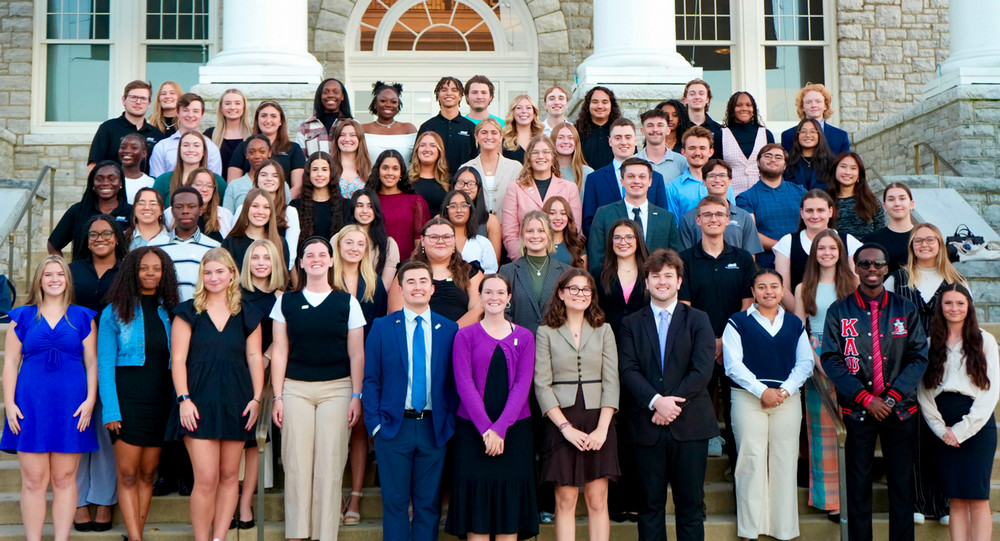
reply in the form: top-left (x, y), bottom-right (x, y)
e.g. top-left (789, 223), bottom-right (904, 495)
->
top-left (563, 285), bottom-right (593, 296)
top-left (88, 230), bottom-right (114, 241)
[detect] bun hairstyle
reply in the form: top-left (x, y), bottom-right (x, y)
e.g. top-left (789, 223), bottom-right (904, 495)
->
top-left (368, 81), bottom-right (405, 116)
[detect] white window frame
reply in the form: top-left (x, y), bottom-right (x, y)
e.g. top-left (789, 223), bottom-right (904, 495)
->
top-left (677, 0), bottom-right (838, 135)
top-left (29, 0), bottom-right (218, 138)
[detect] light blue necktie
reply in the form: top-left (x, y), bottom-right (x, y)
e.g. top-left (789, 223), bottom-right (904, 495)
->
top-left (412, 315), bottom-right (427, 412)
top-left (658, 309), bottom-right (670, 371)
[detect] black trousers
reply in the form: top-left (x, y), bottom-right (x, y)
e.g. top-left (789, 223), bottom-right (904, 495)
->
top-left (844, 414), bottom-right (917, 541)
top-left (634, 431), bottom-right (708, 541)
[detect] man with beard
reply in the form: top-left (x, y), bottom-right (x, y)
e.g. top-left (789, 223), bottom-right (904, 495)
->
top-left (734, 144), bottom-right (805, 269)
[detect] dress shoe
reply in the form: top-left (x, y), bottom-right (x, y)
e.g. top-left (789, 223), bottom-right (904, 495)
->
top-left (93, 520), bottom-right (113, 532)
top-left (73, 521), bottom-right (94, 532)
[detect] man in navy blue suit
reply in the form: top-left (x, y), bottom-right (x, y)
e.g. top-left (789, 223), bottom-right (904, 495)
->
top-left (582, 117), bottom-right (670, 236)
top-left (779, 84), bottom-right (850, 155)
top-left (363, 260), bottom-right (459, 541)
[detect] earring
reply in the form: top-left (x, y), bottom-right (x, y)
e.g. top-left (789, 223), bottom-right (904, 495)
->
top-left (506, 302), bottom-right (511, 309)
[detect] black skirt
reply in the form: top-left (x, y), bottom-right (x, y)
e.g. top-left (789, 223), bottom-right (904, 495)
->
top-left (447, 345), bottom-right (539, 539)
top-left (935, 392), bottom-right (996, 500)
top-left (539, 385), bottom-right (620, 487)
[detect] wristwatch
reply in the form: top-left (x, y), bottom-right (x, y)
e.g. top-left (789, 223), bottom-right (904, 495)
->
top-left (885, 397), bottom-right (897, 408)
top-left (352, 393), bottom-right (363, 399)
top-left (176, 394), bottom-right (191, 404)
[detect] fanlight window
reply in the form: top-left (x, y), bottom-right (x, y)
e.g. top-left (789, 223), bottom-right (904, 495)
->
top-left (358, 0), bottom-right (527, 53)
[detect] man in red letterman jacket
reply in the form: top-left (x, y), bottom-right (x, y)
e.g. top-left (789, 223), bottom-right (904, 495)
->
top-left (821, 243), bottom-right (928, 541)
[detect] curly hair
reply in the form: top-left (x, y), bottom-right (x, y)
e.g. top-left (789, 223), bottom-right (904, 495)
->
top-left (542, 196), bottom-right (586, 269)
top-left (107, 246), bottom-right (180, 324)
top-left (926, 284), bottom-right (989, 391)
top-left (502, 94), bottom-right (544, 152)
top-left (795, 83), bottom-right (834, 120)
top-left (541, 268), bottom-right (606, 328)
top-left (298, 151), bottom-right (345, 239)
top-left (366, 149), bottom-right (415, 194)
top-left (600, 218), bottom-right (649, 293)
top-left (253, 159), bottom-right (290, 229)
top-left (410, 218), bottom-right (473, 292)
top-left (368, 81), bottom-right (404, 116)
top-left (724, 91), bottom-right (765, 128)
top-left (575, 86), bottom-right (621, 138)
top-left (408, 132), bottom-right (451, 192)
top-left (193, 248), bottom-right (242, 315)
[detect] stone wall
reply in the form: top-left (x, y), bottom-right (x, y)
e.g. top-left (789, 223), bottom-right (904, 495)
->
top-left (0, 128), bottom-right (14, 177)
top-left (853, 85), bottom-right (1000, 179)
top-left (0, 1), bottom-right (33, 137)
top-left (836, 0), bottom-right (949, 135)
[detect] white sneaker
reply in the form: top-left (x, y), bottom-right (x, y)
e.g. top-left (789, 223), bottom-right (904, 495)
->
top-left (913, 512), bottom-right (925, 524)
top-left (940, 515), bottom-right (950, 526)
top-left (707, 436), bottom-right (724, 457)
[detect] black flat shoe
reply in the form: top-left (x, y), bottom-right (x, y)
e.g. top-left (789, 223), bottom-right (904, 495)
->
top-left (229, 517), bottom-right (238, 530)
top-left (238, 518), bottom-right (256, 529)
top-left (827, 512), bottom-right (841, 524)
top-left (627, 511), bottom-right (640, 523)
top-left (609, 510), bottom-right (628, 523)
top-left (93, 520), bottom-right (113, 532)
top-left (73, 521), bottom-right (94, 532)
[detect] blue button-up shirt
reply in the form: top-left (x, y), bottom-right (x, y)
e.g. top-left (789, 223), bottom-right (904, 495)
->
top-left (735, 179), bottom-right (806, 244)
top-left (664, 168), bottom-right (736, 225)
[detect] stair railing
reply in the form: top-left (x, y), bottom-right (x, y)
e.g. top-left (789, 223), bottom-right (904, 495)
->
top-left (254, 372), bottom-right (273, 541)
top-left (4, 166), bottom-right (56, 284)
top-left (811, 371), bottom-right (848, 541)
top-left (913, 142), bottom-right (961, 176)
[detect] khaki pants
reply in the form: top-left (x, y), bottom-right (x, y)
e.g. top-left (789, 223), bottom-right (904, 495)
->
top-left (731, 387), bottom-right (801, 540)
top-left (281, 377), bottom-right (352, 541)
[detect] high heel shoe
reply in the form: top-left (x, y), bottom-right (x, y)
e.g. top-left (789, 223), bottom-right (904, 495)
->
top-left (342, 491), bottom-right (363, 525)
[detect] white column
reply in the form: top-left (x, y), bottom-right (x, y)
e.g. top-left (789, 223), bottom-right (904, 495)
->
top-left (923, 0), bottom-right (1000, 97)
top-left (199, 0), bottom-right (323, 84)
top-left (575, 0), bottom-right (701, 87)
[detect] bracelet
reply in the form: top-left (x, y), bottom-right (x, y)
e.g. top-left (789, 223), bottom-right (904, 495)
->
top-left (251, 398), bottom-right (261, 404)
top-left (263, 353), bottom-right (272, 363)
top-left (352, 392), bottom-right (363, 399)
top-left (557, 421), bottom-right (571, 432)
top-left (272, 395), bottom-right (283, 402)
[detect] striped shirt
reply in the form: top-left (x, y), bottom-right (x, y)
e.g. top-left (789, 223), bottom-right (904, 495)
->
top-left (152, 229), bottom-right (220, 301)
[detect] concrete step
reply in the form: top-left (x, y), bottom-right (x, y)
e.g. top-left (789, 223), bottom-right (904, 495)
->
top-left (0, 512), bottom-right (973, 541)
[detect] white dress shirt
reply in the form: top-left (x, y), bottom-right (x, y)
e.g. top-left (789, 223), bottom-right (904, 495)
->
top-left (722, 304), bottom-right (814, 398)
top-left (623, 199), bottom-right (650, 240)
top-left (648, 299), bottom-right (678, 410)
top-left (403, 306), bottom-right (434, 411)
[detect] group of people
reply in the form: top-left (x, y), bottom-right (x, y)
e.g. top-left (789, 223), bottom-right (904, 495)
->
top-left (4, 73), bottom-right (994, 541)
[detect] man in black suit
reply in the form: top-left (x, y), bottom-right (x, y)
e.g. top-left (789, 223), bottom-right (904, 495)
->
top-left (618, 249), bottom-right (719, 541)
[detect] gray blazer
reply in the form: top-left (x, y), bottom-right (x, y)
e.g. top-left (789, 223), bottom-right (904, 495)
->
top-left (534, 322), bottom-right (619, 414)
top-left (498, 256), bottom-right (570, 334)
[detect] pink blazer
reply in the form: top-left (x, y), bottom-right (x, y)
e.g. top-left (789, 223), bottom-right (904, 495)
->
top-left (501, 176), bottom-right (583, 258)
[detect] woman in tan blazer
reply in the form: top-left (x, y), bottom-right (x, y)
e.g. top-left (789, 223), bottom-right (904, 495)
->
top-left (461, 117), bottom-right (523, 217)
top-left (534, 267), bottom-right (619, 541)
top-left (501, 136), bottom-right (583, 259)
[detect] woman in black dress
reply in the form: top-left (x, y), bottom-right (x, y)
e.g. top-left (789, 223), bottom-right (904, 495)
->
top-left (170, 248), bottom-right (265, 541)
top-left (221, 188), bottom-right (290, 273)
top-left (447, 274), bottom-right (539, 540)
top-left (291, 151), bottom-right (347, 241)
top-left (97, 246), bottom-right (180, 541)
top-left (408, 131), bottom-right (452, 216)
top-left (388, 218), bottom-right (484, 328)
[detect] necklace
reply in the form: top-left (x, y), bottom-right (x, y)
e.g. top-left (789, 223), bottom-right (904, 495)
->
top-left (375, 119), bottom-right (396, 129)
top-left (525, 256), bottom-right (546, 277)
top-left (802, 156), bottom-right (813, 167)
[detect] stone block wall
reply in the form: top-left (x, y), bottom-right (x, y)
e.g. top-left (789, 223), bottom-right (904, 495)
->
top-left (836, 0), bottom-right (949, 135)
top-left (0, 128), bottom-right (14, 177)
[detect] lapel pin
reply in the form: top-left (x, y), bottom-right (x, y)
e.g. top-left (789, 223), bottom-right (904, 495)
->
top-left (514, 338), bottom-right (519, 346)
top-left (301, 305), bottom-right (309, 310)
top-left (395, 319), bottom-right (401, 324)
top-left (434, 323), bottom-right (441, 329)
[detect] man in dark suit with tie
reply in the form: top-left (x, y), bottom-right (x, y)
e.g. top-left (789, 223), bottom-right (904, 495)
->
top-left (363, 260), bottom-right (459, 541)
top-left (587, 157), bottom-right (681, 268)
top-left (582, 118), bottom-right (670, 236)
top-left (618, 249), bottom-right (719, 541)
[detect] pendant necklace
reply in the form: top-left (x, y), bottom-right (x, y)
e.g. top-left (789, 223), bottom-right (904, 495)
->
top-left (525, 257), bottom-right (545, 277)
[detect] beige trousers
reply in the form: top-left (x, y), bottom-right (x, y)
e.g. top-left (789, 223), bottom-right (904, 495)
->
top-left (731, 387), bottom-right (802, 540)
top-left (281, 377), bottom-right (352, 541)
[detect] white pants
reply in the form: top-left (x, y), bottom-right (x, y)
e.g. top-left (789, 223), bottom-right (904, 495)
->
top-left (731, 387), bottom-right (801, 540)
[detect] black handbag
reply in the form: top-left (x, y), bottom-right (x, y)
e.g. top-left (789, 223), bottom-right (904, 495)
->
top-left (946, 224), bottom-right (984, 247)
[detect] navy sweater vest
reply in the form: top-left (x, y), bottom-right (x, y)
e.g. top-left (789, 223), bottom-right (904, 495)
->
top-left (728, 310), bottom-right (802, 388)
top-left (281, 289), bottom-right (351, 382)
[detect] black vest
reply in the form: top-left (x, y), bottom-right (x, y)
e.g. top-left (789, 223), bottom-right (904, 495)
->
top-left (281, 289), bottom-right (351, 382)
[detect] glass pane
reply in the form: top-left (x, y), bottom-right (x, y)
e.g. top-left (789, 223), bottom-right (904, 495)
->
top-left (764, 0), bottom-right (822, 41)
top-left (676, 0), bottom-right (731, 41)
top-left (414, 26), bottom-right (470, 52)
top-left (146, 45), bottom-right (205, 92)
top-left (677, 45), bottom-right (733, 110)
top-left (764, 45), bottom-right (824, 121)
top-left (46, 44), bottom-right (110, 121)
top-left (387, 22), bottom-right (418, 51)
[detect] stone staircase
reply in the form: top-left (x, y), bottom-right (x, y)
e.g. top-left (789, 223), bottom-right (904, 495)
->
top-left (0, 326), bottom-right (994, 539)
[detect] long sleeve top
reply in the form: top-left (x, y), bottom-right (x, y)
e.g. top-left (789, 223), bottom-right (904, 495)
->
top-left (723, 305), bottom-right (814, 398)
top-left (918, 330), bottom-right (1000, 443)
top-left (452, 323), bottom-right (535, 439)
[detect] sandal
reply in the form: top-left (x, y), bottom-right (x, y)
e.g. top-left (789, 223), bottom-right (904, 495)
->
top-left (342, 491), bottom-right (363, 525)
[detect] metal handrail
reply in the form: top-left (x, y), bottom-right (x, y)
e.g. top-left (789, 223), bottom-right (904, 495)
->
top-left (913, 142), bottom-right (961, 176)
top-left (4, 166), bottom-right (56, 283)
top-left (867, 165), bottom-right (888, 191)
top-left (811, 370), bottom-right (848, 541)
top-left (253, 373), bottom-right (273, 541)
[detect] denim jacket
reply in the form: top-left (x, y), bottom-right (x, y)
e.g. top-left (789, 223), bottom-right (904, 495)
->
top-left (97, 303), bottom-right (171, 425)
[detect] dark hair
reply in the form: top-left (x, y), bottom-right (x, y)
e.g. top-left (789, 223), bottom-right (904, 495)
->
top-left (786, 118), bottom-right (835, 187)
top-left (253, 159), bottom-right (290, 229)
top-left (126, 187), bottom-right (165, 240)
top-left (541, 196), bottom-right (586, 269)
top-left (680, 125), bottom-right (715, 148)
top-left (177, 92), bottom-right (204, 111)
top-left (797, 189), bottom-right (837, 232)
top-left (83, 160), bottom-right (127, 211)
top-left (619, 156), bottom-right (653, 178)
top-left (853, 242), bottom-right (888, 263)
top-left (601, 219), bottom-right (649, 292)
top-left (397, 260), bottom-right (432, 286)
top-left (655, 99), bottom-right (693, 146)
top-left (753, 267), bottom-right (783, 285)
top-left (123, 80), bottom-right (152, 98)
top-left (299, 151), bottom-right (344, 239)
top-left (697, 194), bottom-right (729, 211)
top-left (365, 149), bottom-right (414, 194)
top-left (463, 75), bottom-right (495, 98)
top-left (119, 132), bottom-right (150, 172)
top-left (756, 143), bottom-right (786, 163)
top-left (171, 185), bottom-right (203, 207)
top-left (227, 188), bottom-right (286, 270)
top-left (541, 268), bottom-right (606, 328)
top-left (640, 108), bottom-right (668, 123)
top-left (926, 284), bottom-right (989, 390)
top-left (883, 181), bottom-right (913, 202)
top-left (313, 78), bottom-right (352, 119)
top-left (244, 134), bottom-right (272, 153)
top-left (440, 190), bottom-right (479, 239)
top-left (78, 214), bottom-right (128, 263)
top-left (724, 91), bottom-right (764, 127)
top-left (575, 86), bottom-right (621, 137)
top-left (799, 229), bottom-right (856, 331)
top-left (410, 218), bottom-right (473, 292)
top-left (701, 158), bottom-right (731, 179)
top-left (368, 81), bottom-right (404, 116)
top-left (293, 236), bottom-right (336, 292)
top-left (253, 101), bottom-right (292, 154)
top-left (107, 246), bottom-right (180, 324)
top-left (348, 188), bottom-right (390, 276)
top-left (433, 76), bottom-right (464, 100)
top-left (451, 166), bottom-right (489, 231)
top-left (683, 78), bottom-right (713, 111)
top-left (643, 248), bottom-right (685, 277)
top-left (827, 152), bottom-right (880, 223)
top-left (609, 117), bottom-right (636, 132)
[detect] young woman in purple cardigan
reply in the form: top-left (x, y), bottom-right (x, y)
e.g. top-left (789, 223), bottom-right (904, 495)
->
top-left (446, 274), bottom-right (539, 541)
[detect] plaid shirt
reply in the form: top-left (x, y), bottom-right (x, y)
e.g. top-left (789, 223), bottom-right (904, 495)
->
top-left (734, 179), bottom-right (805, 242)
top-left (294, 115), bottom-right (337, 158)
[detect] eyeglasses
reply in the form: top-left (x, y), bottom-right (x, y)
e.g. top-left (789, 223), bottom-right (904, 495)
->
top-left (125, 95), bottom-right (150, 103)
top-left (912, 237), bottom-right (938, 246)
top-left (563, 285), bottom-right (593, 296)
top-left (613, 234), bottom-right (636, 243)
top-left (88, 230), bottom-right (115, 241)
top-left (424, 234), bottom-right (455, 243)
top-left (529, 149), bottom-right (553, 157)
top-left (135, 200), bottom-right (160, 208)
top-left (454, 180), bottom-right (477, 188)
top-left (698, 211), bottom-right (728, 220)
top-left (760, 153), bottom-right (785, 161)
top-left (798, 129), bottom-right (820, 136)
top-left (704, 173), bottom-right (730, 180)
top-left (855, 259), bottom-right (887, 269)
top-left (191, 182), bottom-right (215, 190)
top-left (446, 203), bottom-right (471, 211)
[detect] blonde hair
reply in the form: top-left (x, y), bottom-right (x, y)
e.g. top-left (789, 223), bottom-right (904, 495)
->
top-left (149, 81), bottom-right (183, 132)
top-left (903, 223), bottom-right (968, 290)
top-left (26, 255), bottom-right (74, 308)
top-left (239, 239), bottom-right (289, 293)
top-left (193, 248), bottom-right (242, 315)
top-left (516, 136), bottom-right (560, 187)
top-left (519, 210), bottom-right (555, 256)
top-left (795, 83), bottom-right (834, 120)
top-left (548, 121), bottom-right (589, 190)
top-left (332, 224), bottom-right (378, 302)
top-left (502, 94), bottom-right (544, 152)
top-left (408, 131), bottom-right (450, 192)
top-left (212, 88), bottom-right (253, 148)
